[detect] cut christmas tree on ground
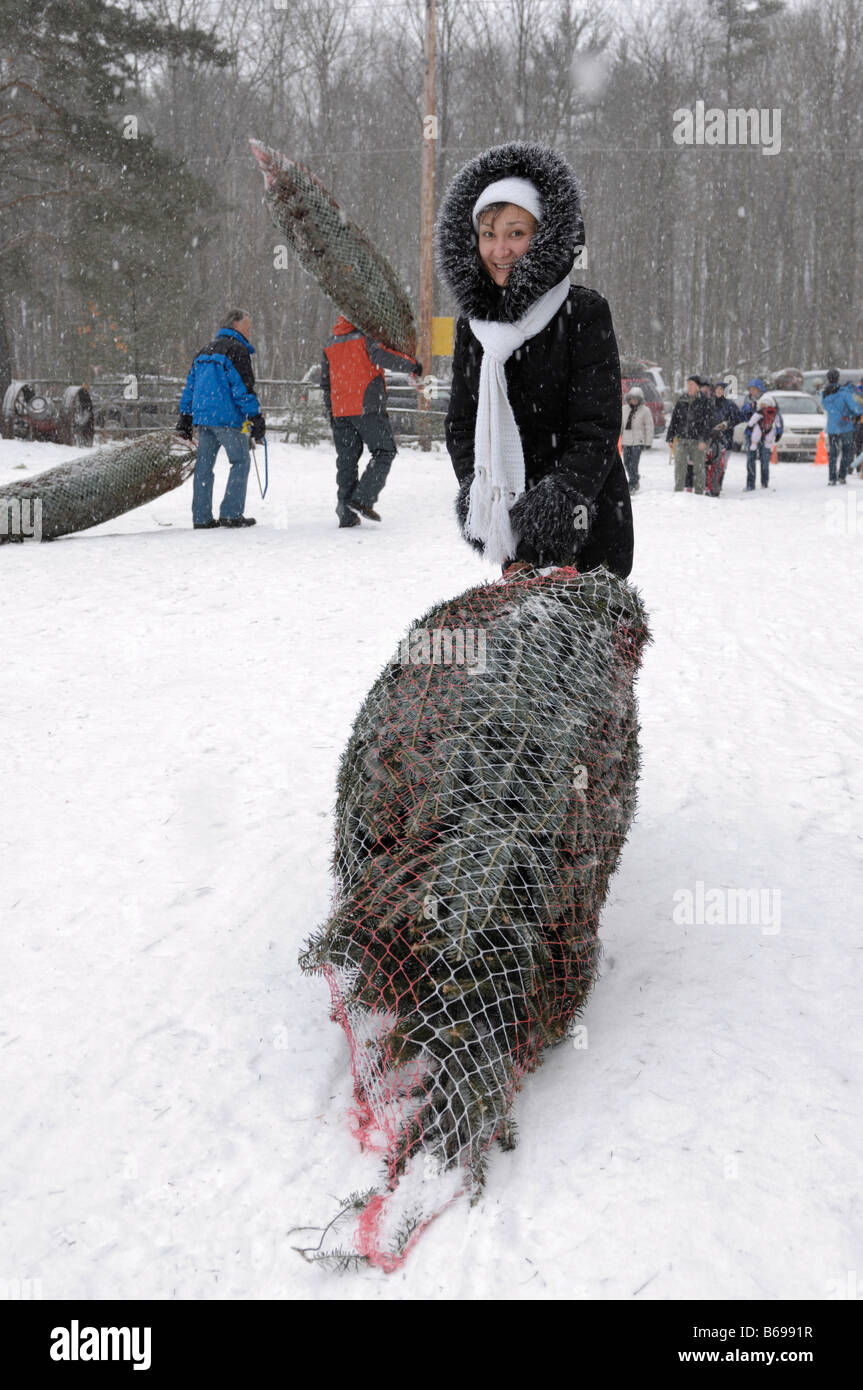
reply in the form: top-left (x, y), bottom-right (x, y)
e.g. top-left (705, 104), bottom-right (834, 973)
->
top-left (301, 565), bottom-right (649, 1269)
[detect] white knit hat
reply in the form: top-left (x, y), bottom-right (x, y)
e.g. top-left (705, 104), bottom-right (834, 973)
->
top-left (472, 177), bottom-right (543, 231)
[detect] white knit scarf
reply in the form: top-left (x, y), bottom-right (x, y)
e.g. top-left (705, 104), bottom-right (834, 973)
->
top-left (465, 276), bottom-right (571, 565)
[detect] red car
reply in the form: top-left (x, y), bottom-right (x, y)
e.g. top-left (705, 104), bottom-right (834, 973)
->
top-left (621, 376), bottom-right (666, 435)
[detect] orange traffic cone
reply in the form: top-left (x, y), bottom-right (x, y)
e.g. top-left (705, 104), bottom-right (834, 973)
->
top-left (814, 432), bottom-right (828, 466)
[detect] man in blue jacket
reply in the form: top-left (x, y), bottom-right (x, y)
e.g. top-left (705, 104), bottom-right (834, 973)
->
top-left (819, 369), bottom-right (863, 485)
top-left (177, 310), bottom-right (265, 527)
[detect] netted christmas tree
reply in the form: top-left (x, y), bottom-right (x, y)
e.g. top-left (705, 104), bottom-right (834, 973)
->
top-left (250, 139), bottom-right (417, 357)
top-left (0, 430), bottom-right (196, 543)
top-left (299, 564), bottom-right (649, 1270)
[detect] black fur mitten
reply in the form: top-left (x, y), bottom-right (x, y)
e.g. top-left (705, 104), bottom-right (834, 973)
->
top-left (509, 472), bottom-right (597, 567)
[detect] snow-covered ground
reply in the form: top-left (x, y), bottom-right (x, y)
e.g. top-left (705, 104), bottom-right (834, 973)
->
top-left (1, 436), bottom-right (860, 1301)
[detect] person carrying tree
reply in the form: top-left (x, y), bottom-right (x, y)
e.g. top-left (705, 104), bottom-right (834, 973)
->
top-left (321, 317), bottom-right (422, 528)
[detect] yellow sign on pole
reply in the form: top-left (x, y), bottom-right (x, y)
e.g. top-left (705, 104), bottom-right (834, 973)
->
top-left (431, 316), bottom-right (455, 357)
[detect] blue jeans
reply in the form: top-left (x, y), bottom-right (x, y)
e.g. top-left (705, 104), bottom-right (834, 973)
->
top-left (193, 425), bottom-right (250, 523)
top-left (827, 432), bottom-right (854, 483)
top-left (746, 442), bottom-right (771, 488)
top-left (622, 444), bottom-right (643, 487)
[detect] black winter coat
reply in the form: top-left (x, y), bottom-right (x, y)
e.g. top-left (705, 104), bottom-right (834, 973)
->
top-left (666, 393), bottom-right (716, 443)
top-left (446, 288), bottom-right (632, 576)
top-left (436, 141), bottom-right (633, 578)
top-left (712, 395), bottom-right (742, 451)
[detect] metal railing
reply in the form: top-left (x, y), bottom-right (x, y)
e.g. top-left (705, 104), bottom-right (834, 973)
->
top-left (4, 374), bottom-right (449, 445)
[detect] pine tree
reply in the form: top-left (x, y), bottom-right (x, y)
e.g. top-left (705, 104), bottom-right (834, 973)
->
top-left (0, 0), bottom-right (230, 386)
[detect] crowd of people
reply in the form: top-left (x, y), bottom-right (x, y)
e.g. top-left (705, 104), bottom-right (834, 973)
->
top-left (655, 370), bottom-right (863, 498)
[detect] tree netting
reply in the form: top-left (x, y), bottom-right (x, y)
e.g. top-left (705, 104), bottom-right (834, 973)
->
top-left (0, 430), bottom-right (197, 543)
top-left (250, 139), bottom-right (417, 357)
top-left (299, 565), bottom-right (649, 1270)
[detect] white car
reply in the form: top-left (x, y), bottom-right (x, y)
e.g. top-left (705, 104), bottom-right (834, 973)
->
top-left (801, 368), bottom-right (863, 399)
top-left (732, 391), bottom-right (826, 461)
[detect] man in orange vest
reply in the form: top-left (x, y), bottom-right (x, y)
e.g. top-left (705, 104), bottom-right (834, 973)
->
top-left (321, 315), bottom-right (422, 527)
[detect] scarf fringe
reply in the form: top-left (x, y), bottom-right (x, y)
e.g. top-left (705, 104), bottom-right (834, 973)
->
top-left (465, 465), bottom-right (492, 541)
top-left (484, 490), bottom-right (518, 567)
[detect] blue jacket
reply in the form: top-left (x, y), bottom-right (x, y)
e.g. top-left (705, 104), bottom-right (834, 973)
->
top-left (179, 328), bottom-right (261, 428)
top-left (819, 382), bottom-right (863, 435)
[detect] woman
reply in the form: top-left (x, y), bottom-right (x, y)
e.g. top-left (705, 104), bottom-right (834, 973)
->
top-left (707, 380), bottom-right (741, 497)
top-left (621, 385), bottom-right (654, 492)
top-left (437, 141), bottom-right (633, 576)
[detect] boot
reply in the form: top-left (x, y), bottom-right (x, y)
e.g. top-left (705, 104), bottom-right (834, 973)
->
top-left (348, 497), bottom-right (381, 522)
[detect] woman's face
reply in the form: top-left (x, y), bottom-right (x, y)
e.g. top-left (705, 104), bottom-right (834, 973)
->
top-left (477, 203), bottom-right (537, 286)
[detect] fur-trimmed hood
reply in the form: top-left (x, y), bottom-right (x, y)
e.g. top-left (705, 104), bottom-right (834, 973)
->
top-left (435, 142), bottom-right (585, 323)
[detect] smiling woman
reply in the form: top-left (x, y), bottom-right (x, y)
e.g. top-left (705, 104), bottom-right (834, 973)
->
top-left (476, 202), bottom-right (538, 286)
top-left (436, 141), bottom-right (632, 575)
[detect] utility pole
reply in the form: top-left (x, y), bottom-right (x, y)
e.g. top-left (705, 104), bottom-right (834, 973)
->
top-left (418, 0), bottom-right (436, 451)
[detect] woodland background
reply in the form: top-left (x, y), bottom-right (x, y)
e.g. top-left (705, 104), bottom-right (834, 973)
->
top-left (2, 0), bottom-right (860, 392)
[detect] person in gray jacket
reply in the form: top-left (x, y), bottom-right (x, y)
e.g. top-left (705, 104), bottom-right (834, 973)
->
top-left (620, 386), bottom-right (653, 492)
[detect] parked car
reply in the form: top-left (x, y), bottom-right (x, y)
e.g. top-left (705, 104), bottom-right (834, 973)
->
top-left (621, 358), bottom-right (671, 415)
top-left (622, 375), bottom-right (666, 436)
top-left (771, 392), bottom-right (827, 460)
top-left (801, 368), bottom-right (863, 399)
top-left (731, 390), bottom-right (826, 460)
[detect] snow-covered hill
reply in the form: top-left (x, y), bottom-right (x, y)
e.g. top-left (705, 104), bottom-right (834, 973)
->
top-left (1, 437), bottom-right (860, 1299)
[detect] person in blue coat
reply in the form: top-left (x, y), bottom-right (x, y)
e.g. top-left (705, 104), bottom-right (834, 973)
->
top-left (818, 369), bottom-right (863, 485)
top-left (740, 378), bottom-right (766, 423)
top-left (177, 309), bottom-right (265, 527)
